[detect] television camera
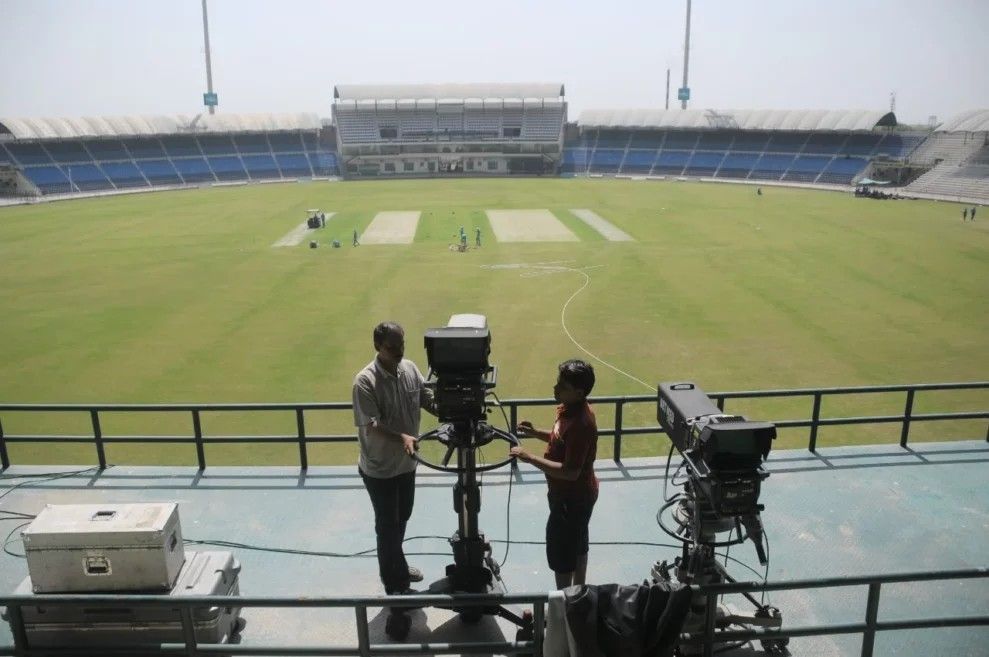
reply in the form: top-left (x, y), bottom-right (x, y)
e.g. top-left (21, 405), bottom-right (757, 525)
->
top-left (654, 382), bottom-right (788, 655)
top-left (384, 315), bottom-right (532, 641)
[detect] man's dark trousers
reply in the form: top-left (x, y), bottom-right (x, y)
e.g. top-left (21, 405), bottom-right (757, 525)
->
top-left (360, 468), bottom-right (415, 593)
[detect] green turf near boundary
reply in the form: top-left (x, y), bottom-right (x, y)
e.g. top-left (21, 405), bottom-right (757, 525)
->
top-left (0, 178), bottom-right (986, 465)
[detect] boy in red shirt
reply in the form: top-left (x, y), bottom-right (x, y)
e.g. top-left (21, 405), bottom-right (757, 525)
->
top-left (510, 359), bottom-right (598, 589)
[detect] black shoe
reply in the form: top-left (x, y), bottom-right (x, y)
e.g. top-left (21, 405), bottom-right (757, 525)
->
top-left (407, 566), bottom-right (424, 583)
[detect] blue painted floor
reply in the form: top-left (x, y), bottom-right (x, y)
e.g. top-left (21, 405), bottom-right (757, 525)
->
top-left (1, 440), bottom-right (987, 656)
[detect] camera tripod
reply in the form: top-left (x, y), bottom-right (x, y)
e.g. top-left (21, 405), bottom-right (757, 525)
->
top-left (652, 482), bottom-right (788, 656)
top-left (383, 419), bottom-right (533, 642)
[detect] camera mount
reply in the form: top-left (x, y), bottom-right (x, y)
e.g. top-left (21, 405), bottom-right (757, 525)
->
top-left (384, 316), bottom-right (532, 642)
top-left (653, 382), bottom-right (788, 655)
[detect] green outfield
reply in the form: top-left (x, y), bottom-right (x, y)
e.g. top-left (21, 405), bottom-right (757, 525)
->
top-left (0, 178), bottom-right (986, 465)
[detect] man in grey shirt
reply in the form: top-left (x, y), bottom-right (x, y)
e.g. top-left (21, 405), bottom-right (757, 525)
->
top-left (353, 321), bottom-right (436, 594)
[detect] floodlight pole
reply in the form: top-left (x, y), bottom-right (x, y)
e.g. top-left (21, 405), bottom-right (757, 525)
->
top-left (681, 0), bottom-right (691, 110)
top-left (666, 68), bottom-right (671, 110)
top-left (202, 0), bottom-right (216, 115)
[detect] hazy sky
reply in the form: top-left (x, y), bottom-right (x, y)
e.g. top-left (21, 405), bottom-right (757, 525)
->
top-left (1, 0), bottom-right (987, 126)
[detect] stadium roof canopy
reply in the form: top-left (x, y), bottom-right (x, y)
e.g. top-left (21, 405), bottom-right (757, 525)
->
top-left (577, 109), bottom-right (897, 132)
top-left (938, 109), bottom-right (989, 133)
top-left (334, 83), bottom-right (565, 102)
top-left (0, 112), bottom-right (321, 141)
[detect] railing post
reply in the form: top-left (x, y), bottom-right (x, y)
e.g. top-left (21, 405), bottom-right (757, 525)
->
top-left (90, 409), bottom-right (107, 470)
top-left (355, 604), bottom-right (371, 657)
top-left (808, 393), bottom-right (822, 452)
top-left (900, 389), bottom-right (915, 448)
top-left (192, 410), bottom-right (206, 470)
top-left (6, 603), bottom-right (29, 651)
top-left (0, 416), bottom-right (9, 470)
top-left (533, 600), bottom-right (545, 656)
top-left (715, 396), bottom-right (725, 411)
top-left (510, 402), bottom-right (518, 432)
top-left (613, 400), bottom-right (624, 462)
top-left (179, 606), bottom-right (200, 656)
top-left (861, 582), bottom-right (882, 657)
top-left (296, 408), bottom-right (308, 471)
top-left (703, 591), bottom-right (717, 657)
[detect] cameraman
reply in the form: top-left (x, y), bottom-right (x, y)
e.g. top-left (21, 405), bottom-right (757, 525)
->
top-left (510, 359), bottom-right (598, 589)
top-left (353, 322), bottom-right (436, 595)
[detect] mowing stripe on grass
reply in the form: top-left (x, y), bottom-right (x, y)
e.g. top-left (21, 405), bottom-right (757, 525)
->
top-left (272, 213), bottom-right (337, 247)
top-left (570, 209), bottom-right (634, 241)
top-left (361, 211), bottom-right (420, 244)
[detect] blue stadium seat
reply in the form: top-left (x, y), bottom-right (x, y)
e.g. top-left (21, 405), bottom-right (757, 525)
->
top-left (136, 159), bottom-right (182, 185)
top-left (171, 157), bottom-right (215, 183)
top-left (731, 132), bottom-right (770, 152)
top-left (268, 133), bottom-right (305, 153)
top-left (100, 161), bottom-right (148, 188)
top-left (802, 133), bottom-right (847, 155)
top-left (161, 137), bottom-right (203, 158)
top-left (123, 138), bottom-right (167, 159)
top-left (64, 164), bottom-right (112, 191)
top-left (22, 165), bottom-right (70, 194)
top-left (309, 151), bottom-right (338, 176)
top-left (662, 132), bottom-right (699, 150)
top-left (562, 148), bottom-right (589, 173)
top-left (684, 151), bottom-right (726, 176)
top-left (696, 131), bottom-right (734, 151)
top-left (241, 154), bottom-right (280, 179)
top-left (6, 143), bottom-right (54, 166)
top-left (716, 152), bottom-right (760, 178)
top-left (207, 156), bottom-right (247, 181)
top-left (749, 153), bottom-right (794, 180)
top-left (783, 155), bottom-right (832, 181)
top-left (591, 130), bottom-right (631, 149)
top-left (589, 148), bottom-right (624, 173)
top-left (766, 133), bottom-right (808, 153)
top-left (841, 134), bottom-right (882, 156)
top-left (45, 141), bottom-right (93, 164)
top-left (83, 139), bottom-right (130, 161)
top-left (198, 135), bottom-right (238, 156)
top-left (620, 149), bottom-right (657, 173)
top-left (629, 131), bottom-right (664, 149)
top-left (654, 150), bottom-right (689, 175)
top-left (274, 153), bottom-right (312, 176)
top-left (233, 134), bottom-right (271, 154)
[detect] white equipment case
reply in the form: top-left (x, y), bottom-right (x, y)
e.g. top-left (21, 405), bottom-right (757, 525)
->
top-left (22, 502), bottom-right (185, 592)
top-left (7, 550), bottom-right (243, 647)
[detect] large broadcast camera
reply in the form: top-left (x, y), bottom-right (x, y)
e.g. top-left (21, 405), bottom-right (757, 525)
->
top-left (654, 382), bottom-right (787, 655)
top-left (385, 315), bottom-right (529, 641)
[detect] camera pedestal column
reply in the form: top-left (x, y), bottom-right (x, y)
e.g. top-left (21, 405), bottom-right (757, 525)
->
top-left (652, 490), bottom-right (787, 656)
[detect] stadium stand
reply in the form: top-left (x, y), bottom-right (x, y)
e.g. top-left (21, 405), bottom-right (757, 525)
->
top-left (0, 113), bottom-right (339, 197)
top-left (901, 110), bottom-right (989, 201)
top-left (332, 83), bottom-right (565, 178)
top-left (564, 108), bottom-right (926, 186)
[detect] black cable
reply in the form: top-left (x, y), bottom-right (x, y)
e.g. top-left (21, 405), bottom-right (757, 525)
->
top-left (498, 462), bottom-right (515, 568)
top-left (0, 466), bottom-right (105, 506)
top-left (3, 520), bottom-right (32, 558)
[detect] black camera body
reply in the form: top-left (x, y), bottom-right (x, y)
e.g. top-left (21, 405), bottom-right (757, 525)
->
top-left (424, 317), bottom-right (495, 422)
top-left (658, 382), bottom-right (775, 516)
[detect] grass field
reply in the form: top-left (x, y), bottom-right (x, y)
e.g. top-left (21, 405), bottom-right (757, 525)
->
top-left (1, 178), bottom-right (986, 465)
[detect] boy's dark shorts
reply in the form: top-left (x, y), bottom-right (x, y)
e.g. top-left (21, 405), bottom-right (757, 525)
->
top-left (545, 495), bottom-right (597, 573)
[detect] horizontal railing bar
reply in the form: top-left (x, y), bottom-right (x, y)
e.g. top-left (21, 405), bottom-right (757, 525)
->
top-left (0, 592), bottom-right (551, 607)
top-left (1, 382), bottom-right (986, 413)
top-left (682, 615), bottom-right (989, 643)
top-left (0, 642), bottom-right (536, 657)
top-left (690, 566), bottom-right (988, 594)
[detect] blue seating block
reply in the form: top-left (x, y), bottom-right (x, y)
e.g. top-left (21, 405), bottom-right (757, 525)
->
top-left (137, 159), bottom-right (182, 185)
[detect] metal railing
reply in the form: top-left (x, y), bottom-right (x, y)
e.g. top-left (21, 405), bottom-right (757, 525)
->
top-left (1, 568), bottom-right (986, 657)
top-left (1, 382), bottom-right (987, 470)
